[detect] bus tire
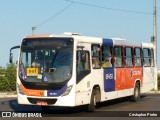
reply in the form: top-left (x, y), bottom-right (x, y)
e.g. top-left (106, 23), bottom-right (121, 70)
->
top-left (87, 89), bottom-right (96, 112)
top-left (131, 82), bottom-right (140, 102)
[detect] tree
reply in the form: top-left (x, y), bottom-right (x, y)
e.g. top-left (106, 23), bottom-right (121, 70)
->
top-left (0, 64), bottom-right (16, 91)
top-left (5, 64), bottom-right (17, 91)
top-left (0, 67), bottom-right (7, 91)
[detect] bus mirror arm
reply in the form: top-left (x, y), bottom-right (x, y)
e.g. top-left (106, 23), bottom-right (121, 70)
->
top-left (9, 45), bottom-right (20, 63)
top-left (10, 53), bottom-right (13, 63)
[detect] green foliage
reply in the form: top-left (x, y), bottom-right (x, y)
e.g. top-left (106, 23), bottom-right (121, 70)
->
top-left (0, 64), bottom-right (16, 91)
top-left (0, 68), bottom-right (7, 91)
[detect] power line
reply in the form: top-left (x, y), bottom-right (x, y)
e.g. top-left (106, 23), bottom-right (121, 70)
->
top-left (35, 2), bottom-right (74, 28)
top-left (66, 0), bottom-right (153, 15)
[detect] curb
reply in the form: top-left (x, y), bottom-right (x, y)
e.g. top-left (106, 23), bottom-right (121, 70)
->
top-left (0, 92), bottom-right (17, 98)
top-left (147, 90), bottom-right (160, 94)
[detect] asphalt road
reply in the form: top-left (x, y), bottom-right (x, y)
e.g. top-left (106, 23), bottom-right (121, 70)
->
top-left (0, 94), bottom-right (160, 119)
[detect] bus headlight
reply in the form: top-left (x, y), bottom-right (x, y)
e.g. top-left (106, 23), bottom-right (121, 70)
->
top-left (62, 85), bottom-right (73, 96)
top-left (17, 84), bottom-right (24, 95)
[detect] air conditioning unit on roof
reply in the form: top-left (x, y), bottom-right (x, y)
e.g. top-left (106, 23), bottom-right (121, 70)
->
top-left (63, 32), bottom-right (81, 36)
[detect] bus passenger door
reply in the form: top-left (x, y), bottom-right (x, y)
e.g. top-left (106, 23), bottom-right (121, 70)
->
top-left (76, 50), bottom-right (91, 83)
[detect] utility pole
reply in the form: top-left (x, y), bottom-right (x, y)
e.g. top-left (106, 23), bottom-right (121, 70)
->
top-left (153, 0), bottom-right (158, 91)
top-left (32, 27), bottom-right (36, 35)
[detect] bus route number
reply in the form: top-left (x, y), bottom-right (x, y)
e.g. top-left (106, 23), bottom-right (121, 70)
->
top-left (27, 68), bottom-right (38, 76)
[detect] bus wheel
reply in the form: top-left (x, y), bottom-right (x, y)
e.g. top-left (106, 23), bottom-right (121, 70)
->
top-left (131, 82), bottom-right (140, 102)
top-left (87, 89), bottom-right (96, 112)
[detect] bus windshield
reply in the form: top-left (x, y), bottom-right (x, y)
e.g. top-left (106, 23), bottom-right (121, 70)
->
top-left (19, 38), bottom-right (73, 89)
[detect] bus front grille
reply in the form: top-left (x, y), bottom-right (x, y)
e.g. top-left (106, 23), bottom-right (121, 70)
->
top-left (27, 98), bottom-right (57, 105)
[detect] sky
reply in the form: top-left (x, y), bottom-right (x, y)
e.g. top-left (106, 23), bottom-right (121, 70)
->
top-left (0, 0), bottom-right (160, 68)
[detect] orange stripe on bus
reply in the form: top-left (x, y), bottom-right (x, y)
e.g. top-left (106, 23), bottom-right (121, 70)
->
top-left (25, 34), bottom-right (51, 38)
top-left (20, 84), bottom-right (44, 97)
top-left (115, 68), bottom-right (143, 90)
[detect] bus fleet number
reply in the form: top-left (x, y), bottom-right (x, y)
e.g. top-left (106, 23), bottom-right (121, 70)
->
top-left (105, 74), bottom-right (113, 80)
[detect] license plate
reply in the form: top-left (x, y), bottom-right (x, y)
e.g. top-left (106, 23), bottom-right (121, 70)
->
top-left (37, 101), bottom-right (48, 106)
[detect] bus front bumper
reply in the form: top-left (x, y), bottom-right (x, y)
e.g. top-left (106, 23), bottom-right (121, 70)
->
top-left (17, 93), bottom-right (76, 107)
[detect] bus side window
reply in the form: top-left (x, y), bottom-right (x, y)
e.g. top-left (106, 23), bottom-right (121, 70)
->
top-left (114, 46), bottom-right (124, 67)
top-left (151, 49), bottom-right (154, 67)
top-left (134, 48), bottom-right (142, 67)
top-left (102, 46), bottom-right (113, 68)
top-left (91, 44), bottom-right (101, 69)
top-left (125, 47), bottom-right (133, 67)
top-left (143, 48), bottom-right (151, 67)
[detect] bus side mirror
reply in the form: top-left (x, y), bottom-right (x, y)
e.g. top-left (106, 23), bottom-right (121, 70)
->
top-left (9, 45), bottom-right (20, 64)
top-left (10, 53), bottom-right (13, 63)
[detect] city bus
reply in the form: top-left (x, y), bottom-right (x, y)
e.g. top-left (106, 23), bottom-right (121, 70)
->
top-left (9, 33), bottom-right (156, 112)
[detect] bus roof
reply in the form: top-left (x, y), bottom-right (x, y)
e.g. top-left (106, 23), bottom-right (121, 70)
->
top-left (24, 33), bottom-right (153, 47)
top-left (24, 34), bottom-right (51, 38)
